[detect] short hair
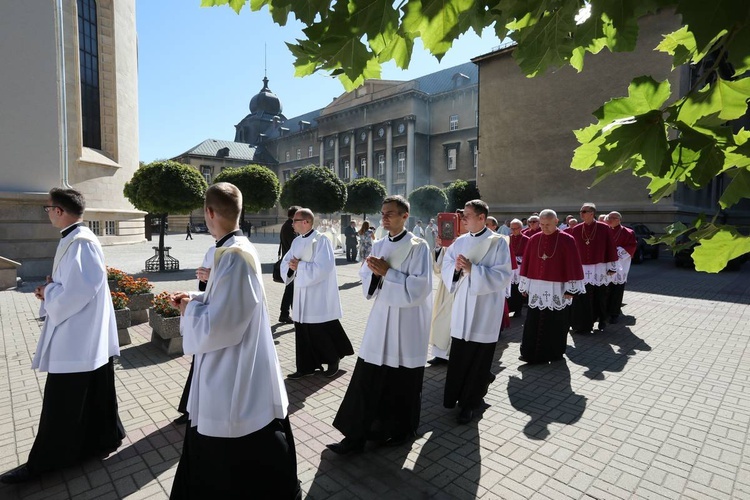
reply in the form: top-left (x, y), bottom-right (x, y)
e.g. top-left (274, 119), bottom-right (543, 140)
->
top-left (205, 182), bottom-right (242, 221)
top-left (295, 208), bottom-right (315, 224)
top-left (565, 214), bottom-right (574, 221)
top-left (464, 199), bottom-right (488, 218)
top-left (539, 209), bottom-right (558, 220)
top-left (608, 211), bottom-right (622, 220)
top-left (417, 220), bottom-right (422, 224)
top-left (569, 218), bottom-right (578, 225)
top-left (528, 215), bottom-right (540, 223)
top-left (287, 205), bottom-right (301, 218)
top-left (581, 202), bottom-right (597, 213)
top-left (486, 216), bottom-right (499, 229)
top-left (49, 188), bottom-right (86, 217)
top-left (383, 195), bottom-right (409, 214)
top-left (510, 218), bottom-right (523, 227)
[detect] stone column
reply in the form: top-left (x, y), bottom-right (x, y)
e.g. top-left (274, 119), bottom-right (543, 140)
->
top-left (367, 126), bottom-right (373, 178)
top-left (319, 137), bottom-right (324, 168)
top-left (334, 135), bottom-right (340, 175)
top-left (385, 121), bottom-right (393, 194)
top-left (349, 131), bottom-right (356, 181)
top-left (406, 115), bottom-right (416, 195)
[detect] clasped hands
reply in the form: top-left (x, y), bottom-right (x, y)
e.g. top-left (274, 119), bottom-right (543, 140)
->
top-left (365, 256), bottom-right (390, 276)
top-left (455, 254), bottom-right (472, 274)
top-left (34, 275), bottom-right (53, 301)
top-left (169, 292), bottom-right (191, 316)
top-left (288, 257), bottom-right (299, 271)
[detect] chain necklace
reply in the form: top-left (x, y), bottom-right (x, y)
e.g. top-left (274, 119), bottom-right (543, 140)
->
top-left (612, 224), bottom-right (622, 243)
top-left (581, 221), bottom-right (597, 245)
top-left (538, 231), bottom-right (560, 260)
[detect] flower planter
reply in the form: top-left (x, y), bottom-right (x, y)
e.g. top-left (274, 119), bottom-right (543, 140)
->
top-left (127, 292), bottom-right (154, 326)
top-left (114, 308), bottom-right (132, 346)
top-left (148, 307), bottom-right (183, 355)
top-left (108, 279), bottom-right (118, 292)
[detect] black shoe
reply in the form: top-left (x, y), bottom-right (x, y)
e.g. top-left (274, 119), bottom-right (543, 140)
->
top-left (278, 315), bottom-right (293, 324)
top-left (573, 329), bottom-right (592, 335)
top-left (598, 321), bottom-right (607, 331)
top-left (427, 357), bottom-right (448, 366)
top-left (323, 361), bottom-right (340, 378)
top-left (381, 433), bottom-right (414, 447)
top-left (609, 315), bottom-right (619, 324)
top-left (0, 464), bottom-right (35, 484)
top-left (287, 370), bottom-right (316, 379)
top-left (326, 437), bottom-right (365, 455)
top-left (173, 413), bottom-right (189, 425)
top-left (457, 407), bottom-right (474, 424)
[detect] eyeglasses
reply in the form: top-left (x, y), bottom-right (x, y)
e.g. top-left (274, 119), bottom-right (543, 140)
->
top-left (43, 206), bottom-right (61, 213)
top-left (579, 210), bottom-right (592, 213)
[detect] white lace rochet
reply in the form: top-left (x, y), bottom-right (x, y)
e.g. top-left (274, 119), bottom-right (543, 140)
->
top-left (518, 277), bottom-right (586, 310)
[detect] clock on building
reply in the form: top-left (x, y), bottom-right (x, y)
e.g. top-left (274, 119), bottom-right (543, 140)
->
top-left (360, 131), bottom-right (367, 142)
top-left (328, 138), bottom-right (334, 147)
top-left (344, 135), bottom-right (350, 145)
top-left (397, 123), bottom-right (405, 134)
top-left (377, 127), bottom-right (384, 138)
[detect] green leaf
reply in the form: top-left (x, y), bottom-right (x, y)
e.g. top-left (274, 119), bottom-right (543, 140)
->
top-left (594, 76), bottom-right (671, 125)
top-left (676, 0), bottom-right (746, 50)
top-left (656, 26), bottom-right (698, 67)
top-left (692, 226), bottom-right (750, 273)
top-left (718, 167), bottom-right (750, 209)
top-left (725, 21), bottom-right (750, 74)
top-left (403, 0), bottom-right (475, 58)
top-left (677, 78), bottom-right (750, 126)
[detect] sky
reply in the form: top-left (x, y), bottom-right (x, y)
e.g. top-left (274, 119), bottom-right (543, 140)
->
top-left (136, 1), bottom-right (502, 163)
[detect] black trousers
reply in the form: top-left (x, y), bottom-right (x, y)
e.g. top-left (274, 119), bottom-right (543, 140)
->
top-left (170, 418), bottom-right (301, 500)
top-left (346, 243), bottom-right (357, 261)
top-left (571, 283), bottom-right (608, 332)
top-left (280, 281), bottom-right (294, 316)
top-left (507, 283), bottom-right (526, 315)
top-left (294, 320), bottom-right (354, 372)
top-left (607, 283), bottom-right (625, 318)
top-left (27, 358), bottom-right (125, 475)
top-left (333, 358), bottom-right (424, 442)
top-left (177, 357), bottom-right (194, 416)
top-left (521, 307), bottom-right (571, 362)
top-left (443, 338), bottom-right (497, 411)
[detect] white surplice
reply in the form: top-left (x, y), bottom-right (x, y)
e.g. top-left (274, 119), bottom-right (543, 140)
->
top-left (280, 230), bottom-right (343, 323)
top-left (32, 225), bottom-right (119, 373)
top-left (442, 230), bottom-right (513, 344)
top-left (181, 235), bottom-right (288, 438)
top-left (358, 232), bottom-right (432, 368)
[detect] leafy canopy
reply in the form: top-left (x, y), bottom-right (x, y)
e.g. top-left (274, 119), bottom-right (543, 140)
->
top-left (123, 160), bottom-right (207, 215)
top-left (280, 166), bottom-right (347, 213)
top-left (444, 179), bottom-right (480, 212)
top-left (344, 177), bottom-right (387, 216)
top-left (214, 164), bottom-right (281, 212)
top-left (408, 185), bottom-right (447, 219)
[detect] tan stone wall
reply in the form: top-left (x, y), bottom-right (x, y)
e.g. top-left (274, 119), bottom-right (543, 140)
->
top-left (476, 11), bottom-right (685, 230)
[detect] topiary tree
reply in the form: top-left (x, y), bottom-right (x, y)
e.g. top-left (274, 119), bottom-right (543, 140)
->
top-left (215, 164), bottom-right (280, 233)
top-left (344, 177), bottom-right (387, 221)
top-left (280, 166), bottom-right (347, 214)
top-left (444, 180), bottom-right (481, 212)
top-left (124, 160), bottom-right (207, 271)
top-left (409, 185), bottom-right (447, 220)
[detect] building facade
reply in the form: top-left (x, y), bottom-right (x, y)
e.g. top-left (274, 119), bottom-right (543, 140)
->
top-left (0, 0), bottom-right (142, 278)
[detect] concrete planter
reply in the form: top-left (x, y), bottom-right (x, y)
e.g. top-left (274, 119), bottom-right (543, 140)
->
top-left (148, 307), bottom-right (182, 355)
top-left (127, 292), bottom-right (154, 325)
top-left (114, 308), bottom-right (132, 346)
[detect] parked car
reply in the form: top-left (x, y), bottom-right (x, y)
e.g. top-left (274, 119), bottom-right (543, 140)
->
top-left (192, 223), bottom-right (208, 233)
top-left (674, 232), bottom-right (748, 271)
top-left (624, 223), bottom-right (660, 264)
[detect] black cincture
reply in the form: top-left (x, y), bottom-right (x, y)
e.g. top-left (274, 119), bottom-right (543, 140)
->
top-left (60, 222), bottom-right (84, 238)
top-left (216, 230), bottom-right (243, 248)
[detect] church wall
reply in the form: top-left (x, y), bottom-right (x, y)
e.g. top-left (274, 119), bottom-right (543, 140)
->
top-left (475, 10), bottom-right (687, 232)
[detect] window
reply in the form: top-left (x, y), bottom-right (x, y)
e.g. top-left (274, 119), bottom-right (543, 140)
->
top-left (328, 161), bottom-right (335, 171)
top-left (296, 148), bottom-right (301, 160)
top-left (397, 151), bottom-right (405, 173)
top-left (449, 115), bottom-right (459, 131)
top-left (283, 170), bottom-right (291, 182)
top-left (285, 151), bottom-right (290, 162)
top-left (360, 157), bottom-right (367, 177)
top-left (447, 148), bottom-right (457, 170)
top-left (200, 165), bottom-right (212, 184)
top-left (473, 144), bottom-right (478, 169)
top-left (378, 154), bottom-right (385, 175)
top-left (308, 145), bottom-right (314, 158)
top-left (88, 220), bottom-right (101, 235)
top-left (344, 160), bottom-right (350, 179)
top-left (105, 221), bottom-right (117, 235)
top-left (78, 0), bottom-right (101, 149)
top-left (475, 110), bottom-right (479, 127)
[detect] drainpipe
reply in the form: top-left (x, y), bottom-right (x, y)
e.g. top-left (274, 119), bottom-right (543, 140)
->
top-left (55, 0), bottom-right (72, 188)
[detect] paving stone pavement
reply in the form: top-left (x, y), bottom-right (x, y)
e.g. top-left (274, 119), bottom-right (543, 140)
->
top-left (1, 233), bottom-right (749, 499)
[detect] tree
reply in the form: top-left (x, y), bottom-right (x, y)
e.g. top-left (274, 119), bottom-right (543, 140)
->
top-left (444, 180), bottom-right (480, 212)
top-left (207, 0), bottom-right (750, 271)
top-left (214, 165), bottom-right (280, 231)
top-left (344, 177), bottom-right (387, 220)
top-left (124, 160), bottom-right (207, 271)
top-left (280, 166), bottom-right (347, 214)
top-left (408, 185), bottom-right (447, 219)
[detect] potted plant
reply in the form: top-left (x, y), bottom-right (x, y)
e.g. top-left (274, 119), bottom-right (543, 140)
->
top-left (111, 291), bottom-right (132, 346)
top-left (149, 291), bottom-right (182, 355)
top-left (106, 267), bottom-right (127, 292)
top-left (117, 275), bottom-right (154, 325)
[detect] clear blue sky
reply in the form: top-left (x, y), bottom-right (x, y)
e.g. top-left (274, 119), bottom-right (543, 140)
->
top-left (136, 1), bottom-right (502, 163)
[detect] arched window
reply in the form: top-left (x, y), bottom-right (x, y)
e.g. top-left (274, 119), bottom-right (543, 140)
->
top-left (78, 0), bottom-right (101, 149)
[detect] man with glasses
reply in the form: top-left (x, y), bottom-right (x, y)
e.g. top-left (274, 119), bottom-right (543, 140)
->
top-left (281, 208), bottom-right (353, 379)
top-left (278, 205), bottom-right (300, 324)
top-left (522, 215), bottom-right (541, 236)
top-left (328, 195), bottom-right (432, 454)
top-left (442, 200), bottom-right (513, 424)
top-left (569, 203), bottom-right (618, 334)
top-left (1, 189), bottom-right (124, 484)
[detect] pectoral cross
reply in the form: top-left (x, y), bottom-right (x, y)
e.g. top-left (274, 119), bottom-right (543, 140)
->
top-left (542, 254), bottom-right (549, 260)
